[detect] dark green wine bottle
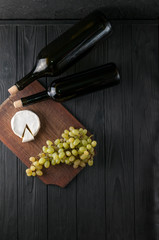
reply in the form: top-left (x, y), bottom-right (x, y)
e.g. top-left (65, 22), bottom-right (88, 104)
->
top-left (13, 10), bottom-right (112, 92)
top-left (18, 63), bottom-right (120, 107)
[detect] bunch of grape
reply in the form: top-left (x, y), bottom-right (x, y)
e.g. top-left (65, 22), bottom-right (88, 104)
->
top-left (26, 127), bottom-right (97, 177)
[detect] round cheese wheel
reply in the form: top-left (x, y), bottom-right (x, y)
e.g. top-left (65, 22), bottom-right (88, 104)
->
top-left (11, 110), bottom-right (40, 141)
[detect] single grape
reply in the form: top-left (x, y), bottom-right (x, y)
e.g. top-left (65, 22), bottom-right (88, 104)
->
top-left (74, 159), bottom-right (80, 166)
top-left (84, 150), bottom-right (89, 156)
top-left (87, 144), bottom-right (91, 150)
top-left (54, 139), bottom-right (60, 145)
top-left (36, 165), bottom-right (43, 170)
top-left (92, 141), bottom-right (97, 147)
top-left (69, 156), bottom-right (75, 162)
top-left (65, 159), bottom-right (70, 164)
top-left (72, 149), bottom-right (78, 156)
top-left (56, 159), bottom-right (61, 164)
top-left (62, 133), bottom-right (69, 139)
top-left (69, 126), bottom-right (74, 131)
top-left (38, 153), bottom-right (45, 158)
top-left (87, 138), bottom-right (92, 143)
top-left (58, 148), bottom-right (64, 153)
top-left (29, 157), bottom-right (35, 162)
top-left (59, 152), bottom-right (65, 159)
top-left (79, 147), bottom-right (86, 153)
top-left (46, 140), bottom-right (53, 146)
top-left (47, 147), bottom-right (54, 154)
top-left (36, 170), bottom-right (43, 176)
top-left (42, 146), bottom-right (48, 153)
top-left (83, 129), bottom-right (87, 135)
top-left (44, 161), bottom-right (50, 168)
top-left (57, 143), bottom-right (63, 148)
top-left (26, 168), bottom-right (32, 176)
top-left (51, 159), bottom-right (56, 165)
top-left (88, 160), bottom-right (93, 166)
top-left (64, 129), bottom-right (69, 135)
top-left (30, 165), bottom-right (36, 171)
top-left (80, 154), bottom-right (87, 160)
top-left (32, 172), bottom-right (36, 176)
top-left (52, 153), bottom-right (58, 160)
top-left (66, 151), bottom-right (71, 157)
top-left (69, 138), bottom-right (74, 143)
top-left (33, 161), bottom-right (39, 167)
top-left (73, 139), bottom-right (80, 146)
top-left (70, 143), bottom-right (75, 149)
top-left (82, 140), bottom-right (87, 146)
top-left (73, 164), bottom-right (78, 169)
top-left (63, 143), bottom-right (69, 149)
top-left (72, 129), bottom-right (79, 135)
top-left (80, 162), bottom-right (86, 168)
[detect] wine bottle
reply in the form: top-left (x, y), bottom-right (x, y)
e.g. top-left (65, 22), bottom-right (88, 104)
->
top-left (8, 10), bottom-right (112, 94)
top-left (14, 63), bottom-right (120, 108)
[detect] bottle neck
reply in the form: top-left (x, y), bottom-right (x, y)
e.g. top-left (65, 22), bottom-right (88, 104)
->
top-left (21, 91), bottom-right (49, 106)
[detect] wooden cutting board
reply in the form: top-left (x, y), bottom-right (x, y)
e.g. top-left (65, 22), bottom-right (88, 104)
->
top-left (0, 80), bottom-right (85, 187)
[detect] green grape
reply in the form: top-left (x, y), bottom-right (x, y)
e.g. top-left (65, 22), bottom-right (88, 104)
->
top-left (58, 148), bottom-right (64, 153)
top-left (69, 156), bottom-right (75, 162)
top-left (36, 165), bottom-right (43, 170)
top-left (83, 129), bottom-right (87, 135)
top-left (73, 139), bottom-right (80, 146)
top-left (84, 150), bottom-right (89, 156)
top-left (54, 139), bottom-right (60, 145)
top-left (74, 159), bottom-right (80, 166)
top-left (86, 144), bottom-right (91, 150)
top-left (44, 161), bottom-right (50, 168)
top-left (65, 159), bottom-right (70, 164)
top-left (56, 159), bottom-right (61, 164)
top-left (57, 143), bottom-right (63, 148)
top-left (38, 153), bottom-right (45, 158)
top-left (30, 165), bottom-right (36, 171)
top-left (60, 159), bottom-right (65, 163)
top-left (59, 152), bottom-right (65, 159)
top-left (64, 129), bottom-right (69, 135)
top-left (80, 154), bottom-right (87, 160)
top-left (72, 149), bottom-right (78, 156)
top-left (29, 157), bottom-right (36, 162)
top-left (82, 140), bottom-right (87, 146)
top-left (66, 151), bottom-right (71, 156)
top-left (87, 138), bottom-right (92, 143)
top-left (79, 128), bottom-right (83, 132)
top-left (72, 129), bottom-right (79, 135)
top-left (32, 172), bottom-right (36, 176)
top-left (62, 133), bottom-right (69, 139)
top-left (63, 143), bottom-right (69, 149)
top-left (36, 170), bottom-right (43, 176)
top-left (47, 147), bottom-right (54, 154)
top-left (26, 169), bottom-right (32, 176)
top-left (70, 143), bottom-right (75, 149)
top-left (39, 157), bottom-right (46, 165)
top-left (88, 160), bottom-right (93, 166)
top-left (92, 141), bottom-right (97, 147)
top-left (51, 159), bottom-right (56, 165)
top-left (33, 161), bottom-right (39, 167)
top-left (80, 161), bottom-right (86, 168)
top-left (42, 146), bottom-right (48, 153)
top-left (69, 126), bottom-right (74, 131)
top-left (79, 147), bottom-right (86, 153)
top-left (90, 148), bottom-right (94, 154)
top-left (46, 140), bottom-right (53, 146)
top-left (52, 153), bottom-right (58, 160)
top-left (69, 138), bottom-right (74, 143)
top-left (73, 164), bottom-right (78, 169)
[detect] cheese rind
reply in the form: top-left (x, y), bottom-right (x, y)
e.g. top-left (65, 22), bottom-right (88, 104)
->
top-left (22, 127), bottom-right (34, 143)
top-left (11, 110), bottom-right (40, 141)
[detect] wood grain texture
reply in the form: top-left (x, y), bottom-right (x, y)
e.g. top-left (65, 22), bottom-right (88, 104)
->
top-left (0, 0), bottom-right (159, 19)
top-left (132, 24), bottom-right (158, 240)
top-left (16, 26), bottom-right (48, 240)
top-left (47, 24), bottom-right (77, 240)
top-left (0, 26), bottom-right (18, 240)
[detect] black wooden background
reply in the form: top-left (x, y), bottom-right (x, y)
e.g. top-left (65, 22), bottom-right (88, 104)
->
top-left (0, 3), bottom-right (159, 240)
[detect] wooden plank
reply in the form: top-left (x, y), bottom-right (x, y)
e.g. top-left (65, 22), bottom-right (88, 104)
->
top-left (16, 26), bottom-right (48, 240)
top-left (0, 1), bottom-right (159, 19)
top-left (47, 24), bottom-right (77, 240)
top-left (0, 26), bottom-right (17, 240)
top-left (74, 42), bottom-right (106, 240)
top-left (132, 24), bottom-right (158, 240)
top-left (104, 24), bottom-right (135, 240)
